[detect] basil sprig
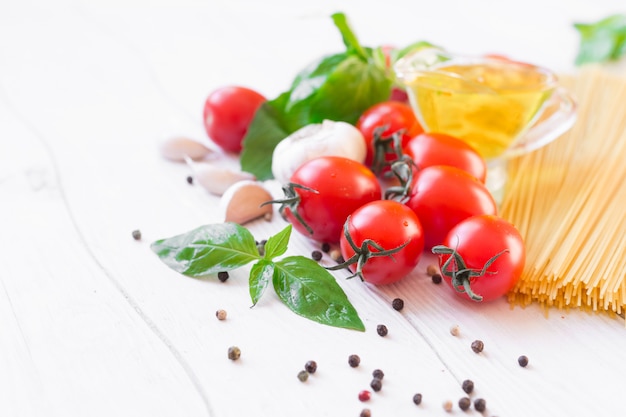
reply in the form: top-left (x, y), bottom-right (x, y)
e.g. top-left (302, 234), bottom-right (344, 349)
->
top-left (574, 14), bottom-right (626, 65)
top-left (151, 223), bottom-right (365, 331)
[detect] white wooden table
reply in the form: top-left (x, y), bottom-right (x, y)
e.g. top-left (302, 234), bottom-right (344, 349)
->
top-left (1, 1), bottom-right (624, 416)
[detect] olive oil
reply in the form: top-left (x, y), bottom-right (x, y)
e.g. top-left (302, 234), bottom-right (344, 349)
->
top-left (404, 61), bottom-right (555, 159)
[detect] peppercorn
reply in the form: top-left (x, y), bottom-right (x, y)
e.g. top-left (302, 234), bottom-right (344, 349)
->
top-left (412, 393), bottom-right (423, 405)
top-left (305, 360), bottom-right (317, 374)
top-left (348, 354), bottom-right (361, 368)
top-left (392, 298), bottom-right (404, 311)
top-left (450, 324), bottom-right (460, 336)
top-left (426, 264), bottom-right (439, 276)
top-left (360, 408), bottom-right (371, 417)
top-left (370, 378), bottom-right (382, 392)
top-left (431, 273), bottom-right (442, 284)
top-left (443, 400), bottom-right (453, 412)
top-left (376, 324), bottom-right (388, 337)
top-left (297, 370), bottom-right (309, 382)
top-left (471, 340), bottom-right (484, 353)
top-left (518, 355), bottom-right (529, 367)
top-left (461, 379), bottom-right (474, 394)
top-left (321, 242), bottom-right (331, 253)
top-left (186, 175), bottom-right (193, 185)
top-left (131, 229), bottom-right (142, 240)
top-left (217, 271), bottom-right (229, 282)
top-left (372, 369), bottom-right (384, 380)
top-left (215, 309), bottom-right (227, 320)
top-left (358, 390), bottom-right (371, 402)
top-left (458, 397), bottom-right (471, 411)
top-left (474, 398), bottom-right (486, 412)
top-left (311, 250), bottom-right (323, 261)
top-left (227, 346), bottom-right (241, 361)
top-left (329, 248), bottom-right (342, 262)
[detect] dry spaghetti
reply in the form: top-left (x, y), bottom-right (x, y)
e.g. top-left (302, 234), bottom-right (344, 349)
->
top-left (500, 67), bottom-right (626, 317)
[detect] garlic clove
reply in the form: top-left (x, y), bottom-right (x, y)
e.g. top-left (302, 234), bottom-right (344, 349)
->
top-left (160, 136), bottom-right (212, 162)
top-left (220, 180), bottom-right (274, 225)
top-left (188, 159), bottom-right (256, 196)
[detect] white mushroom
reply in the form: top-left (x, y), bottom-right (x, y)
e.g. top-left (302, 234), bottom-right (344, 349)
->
top-left (219, 180), bottom-right (274, 225)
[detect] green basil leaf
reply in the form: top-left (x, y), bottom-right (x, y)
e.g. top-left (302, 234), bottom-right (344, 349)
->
top-left (263, 224), bottom-right (292, 260)
top-left (150, 223), bottom-right (259, 277)
top-left (331, 12), bottom-right (367, 60)
top-left (249, 259), bottom-right (274, 306)
top-left (574, 14), bottom-right (626, 65)
top-left (272, 256), bottom-right (365, 331)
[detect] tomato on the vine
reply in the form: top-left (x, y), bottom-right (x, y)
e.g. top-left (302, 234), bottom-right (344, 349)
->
top-left (336, 200), bottom-right (424, 285)
top-left (270, 156), bottom-right (382, 243)
top-left (432, 214), bottom-right (526, 302)
top-left (405, 165), bottom-right (497, 249)
top-left (203, 86), bottom-right (266, 153)
top-left (356, 101), bottom-right (423, 171)
top-left (404, 132), bottom-right (487, 183)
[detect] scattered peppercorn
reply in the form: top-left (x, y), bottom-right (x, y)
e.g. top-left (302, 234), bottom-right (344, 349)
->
top-left (215, 309), bottom-right (227, 320)
top-left (450, 324), bottom-right (460, 336)
top-left (321, 242), bottom-right (331, 253)
top-left (370, 378), bottom-right (382, 392)
top-left (348, 354), bottom-right (361, 368)
top-left (471, 340), bottom-right (485, 354)
top-left (311, 250), bottom-right (323, 261)
top-left (131, 229), bottom-right (142, 240)
top-left (360, 408), bottom-right (371, 417)
top-left (474, 398), bottom-right (487, 412)
top-left (412, 393), bottom-right (423, 405)
top-left (392, 298), bottom-right (404, 311)
top-left (217, 271), bottom-right (229, 282)
top-left (329, 249), bottom-right (342, 262)
top-left (518, 355), bottom-right (529, 367)
top-left (443, 400), bottom-right (453, 412)
top-left (186, 175), bottom-right (193, 185)
top-left (297, 370), bottom-right (309, 382)
top-left (305, 360), bottom-right (317, 374)
top-left (358, 390), bottom-right (371, 402)
top-left (461, 379), bottom-right (474, 394)
top-left (426, 264), bottom-right (439, 276)
top-left (431, 273), bottom-right (442, 284)
top-left (458, 397), bottom-right (471, 411)
top-left (376, 324), bottom-right (388, 337)
top-left (227, 346), bottom-right (241, 361)
top-left (372, 369), bottom-right (384, 380)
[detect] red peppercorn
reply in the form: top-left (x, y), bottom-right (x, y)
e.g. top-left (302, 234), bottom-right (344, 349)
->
top-left (358, 390), bottom-right (371, 402)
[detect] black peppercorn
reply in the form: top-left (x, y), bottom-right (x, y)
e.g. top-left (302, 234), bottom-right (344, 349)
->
top-left (412, 393), bottom-right (423, 405)
top-left (321, 242), bottom-right (331, 253)
top-left (305, 360), bottom-right (317, 374)
top-left (376, 324), bottom-right (388, 337)
top-left (131, 229), bottom-right (142, 240)
top-left (518, 355), bottom-right (529, 367)
top-left (227, 346), bottom-right (241, 361)
top-left (471, 340), bottom-right (484, 353)
top-left (348, 354), bottom-right (361, 368)
top-left (461, 379), bottom-right (474, 394)
top-left (372, 369), bottom-right (384, 380)
top-left (431, 273), bottom-right (442, 284)
top-left (392, 298), bottom-right (404, 311)
top-left (370, 378), bottom-right (382, 392)
top-left (360, 409), bottom-right (371, 417)
top-left (217, 271), bottom-right (229, 282)
top-left (186, 175), bottom-right (193, 184)
top-left (458, 397), bottom-right (471, 411)
top-left (474, 398), bottom-right (486, 412)
top-left (311, 250), bottom-right (323, 261)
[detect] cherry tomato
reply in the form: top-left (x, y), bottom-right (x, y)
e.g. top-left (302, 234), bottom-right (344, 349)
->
top-left (203, 86), bottom-right (266, 153)
top-left (405, 165), bottom-right (497, 250)
top-left (356, 101), bottom-right (423, 171)
top-left (339, 200), bottom-right (424, 285)
top-left (404, 132), bottom-right (487, 183)
top-left (432, 214), bottom-right (525, 302)
top-left (281, 156), bottom-right (382, 243)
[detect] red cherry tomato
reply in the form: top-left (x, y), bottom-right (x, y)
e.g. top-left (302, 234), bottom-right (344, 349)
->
top-left (405, 165), bottom-right (497, 250)
top-left (203, 86), bottom-right (266, 153)
top-left (433, 214), bottom-right (525, 302)
top-left (404, 132), bottom-right (487, 182)
top-left (281, 156), bottom-right (382, 243)
top-left (339, 200), bottom-right (424, 285)
top-left (356, 101), bottom-right (423, 171)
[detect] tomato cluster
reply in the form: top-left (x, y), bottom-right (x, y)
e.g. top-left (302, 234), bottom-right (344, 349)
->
top-left (201, 84), bottom-right (525, 302)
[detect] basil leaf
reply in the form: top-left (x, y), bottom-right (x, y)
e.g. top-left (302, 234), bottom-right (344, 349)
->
top-left (272, 256), bottom-right (365, 331)
top-left (150, 223), bottom-right (259, 277)
top-left (263, 224), bottom-right (291, 260)
top-left (574, 14), bottom-right (626, 65)
top-left (249, 259), bottom-right (274, 306)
